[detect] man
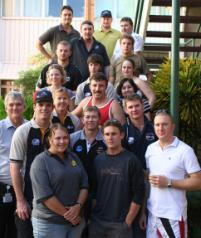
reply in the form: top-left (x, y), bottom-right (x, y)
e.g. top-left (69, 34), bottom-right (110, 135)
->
top-left (36, 40), bottom-right (83, 91)
top-left (75, 54), bottom-right (116, 105)
top-left (94, 10), bottom-right (121, 58)
top-left (70, 106), bottom-right (106, 188)
top-left (89, 120), bottom-right (145, 238)
top-left (71, 20), bottom-right (110, 80)
top-left (123, 95), bottom-right (157, 170)
top-left (109, 34), bottom-right (152, 86)
top-left (113, 17), bottom-right (144, 60)
top-left (144, 111), bottom-right (201, 238)
top-left (10, 90), bottom-right (53, 238)
top-left (36, 5), bottom-right (80, 61)
top-left (123, 95), bottom-right (157, 238)
top-left (72, 72), bottom-right (125, 126)
top-left (0, 91), bottom-right (26, 238)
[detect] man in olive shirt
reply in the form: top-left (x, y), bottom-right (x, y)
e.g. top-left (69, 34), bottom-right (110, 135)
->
top-left (109, 34), bottom-right (152, 86)
top-left (36, 5), bottom-right (80, 61)
top-left (94, 10), bottom-right (121, 58)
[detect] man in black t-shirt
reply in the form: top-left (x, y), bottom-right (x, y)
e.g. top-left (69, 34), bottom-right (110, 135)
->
top-left (89, 120), bottom-right (145, 238)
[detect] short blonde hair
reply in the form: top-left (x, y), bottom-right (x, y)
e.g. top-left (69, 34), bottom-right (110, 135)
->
top-left (46, 64), bottom-right (66, 85)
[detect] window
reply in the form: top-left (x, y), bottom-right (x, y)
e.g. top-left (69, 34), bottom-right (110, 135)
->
top-left (2, 0), bottom-right (84, 17)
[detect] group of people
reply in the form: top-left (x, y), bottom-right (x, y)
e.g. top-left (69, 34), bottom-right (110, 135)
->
top-left (1, 4), bottom-right (201, 238)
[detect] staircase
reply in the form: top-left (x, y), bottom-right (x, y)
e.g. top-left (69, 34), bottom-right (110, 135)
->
top-left (140, 0), bottom-right (201, 70)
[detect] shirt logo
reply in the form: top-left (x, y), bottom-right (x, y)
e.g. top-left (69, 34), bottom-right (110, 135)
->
top-left (145, 133), bottom-right (155, 141)
top-left (128, 137), bottom-right (135, 144)
top-left (66, 76), bottom-right (71, 82)
top-left (85, 92), bottom-right (92, 97)
top-left (71, 160), bottom-right (77, 167)
top-left (76, 145), bottom-right (83, 152)
top-left (31, 138), bottom-right (40, 146)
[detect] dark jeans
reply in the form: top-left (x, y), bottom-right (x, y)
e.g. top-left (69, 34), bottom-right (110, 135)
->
top-left (89, 218), bottom-right (133, 238)
top-left (0, 182), bottom-right (17, 238)
top-left (15, 214), bottom-right (33, 238)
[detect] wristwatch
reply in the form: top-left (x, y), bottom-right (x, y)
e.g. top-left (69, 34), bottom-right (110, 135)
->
top-left (167, 178), bottom-right (172, 188)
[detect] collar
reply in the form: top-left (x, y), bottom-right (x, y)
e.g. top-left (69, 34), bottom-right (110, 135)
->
top-left (156, 136), bottom-right (179, 148)
top-left (46, 149), bottom-right (69, 164)
top-left (100, 27), bottom-right (113, 33)
top-left (80, 128), bottom-right (103, 141)
top-left (30, 118), bottom-right (51, 129)
top-left (58, 24), bottom-right (74, 32)
top-left (5, 117), bottom-right (26, 129)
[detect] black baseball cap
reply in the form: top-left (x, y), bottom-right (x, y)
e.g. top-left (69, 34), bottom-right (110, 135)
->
top-left (101, 10), bottom-right (112, 18)
top-left (32, 90), bottom-right (53, 104)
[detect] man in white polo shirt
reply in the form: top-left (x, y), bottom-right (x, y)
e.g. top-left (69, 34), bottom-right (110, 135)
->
top-left (144, 110), bottom-right (201, 238)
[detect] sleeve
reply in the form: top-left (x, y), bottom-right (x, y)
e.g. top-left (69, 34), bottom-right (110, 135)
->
top-left (70, 114), bottom-right (81, 131)
top-left (140, 56), bottom-right (150, 75)
top-left (112, 39), bottom-right (121, 60)
top-left (36, 65), bottom-right (49, 88)
top-left (109, 61), bottom-right (116, 78)
top-left (134, 34), bottom-right (144, 52)
top-left (183, 146), bottom-right (201, 174)
top-left (129, 156), bottom-right (145, 205)
top-left (39, 27), bottom-right (54, 44)
top-left (71, 66), bottom-right (83, 90)
top-left (101, 45), bottom-right (110, 67)
top-left (75, 83), bottom-right (85, 105)
top-left (9, 125), bottom-right (28, 162)
top-left (30, 155), bottom-right (54, 203)
top-left (106, 82), bottom-right (117, 100)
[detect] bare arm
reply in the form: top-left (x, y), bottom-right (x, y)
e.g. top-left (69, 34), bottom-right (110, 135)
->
top-left (134, 78), bottom-right (156, 109)
top-left (146, 72), bottom-right (153, 82)
top-left (64, 189), bottom-right (88, 224)
top-left (149, 171), bottom-right (201, 191)
top-left (71, 98), bottom-right (89, 118)
top-left (43, 196), bottom-right (67, 216)
top-left (125, 201), bottom-right (141, 227)
top-left (10, 162), bottom-right (31, 220)
top-left (36, 39), bottom-right (52, 61)
top-left (111, 100), bottom-right (126, 125)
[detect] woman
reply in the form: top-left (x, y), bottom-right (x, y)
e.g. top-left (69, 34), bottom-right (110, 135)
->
top-left (121, 59), bottom-right (156, 110)
top-left (45, 64), bottom-right (75, 111)
top-left (30, 124), bottom-right (88, 238)
top-left (52, 87), bottom-right (81, 134)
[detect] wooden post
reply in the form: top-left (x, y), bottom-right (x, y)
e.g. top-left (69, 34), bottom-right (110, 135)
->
top-left (84, 0), bottom-right (94, 21)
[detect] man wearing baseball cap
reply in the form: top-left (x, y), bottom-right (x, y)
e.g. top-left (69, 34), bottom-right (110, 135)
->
top-left (10, 90), bottom-right (53, 238)
top-left (94, 10), bottom-right (121, 58)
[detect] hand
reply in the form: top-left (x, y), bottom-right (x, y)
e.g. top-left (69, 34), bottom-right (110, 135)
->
top-left (149, 175), bottom-right (168, 188)
top-left (16, 199), bottom-right (31, 220)
top-left (139, 212), bottom-right (146, 230)
top-left (63, 204), bottom-right (81, 223)
top-left (125, 214), bottom-right (133, 228)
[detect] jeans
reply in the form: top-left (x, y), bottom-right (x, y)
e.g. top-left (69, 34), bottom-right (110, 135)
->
top-left (32, 217), bottom-right (85, 238)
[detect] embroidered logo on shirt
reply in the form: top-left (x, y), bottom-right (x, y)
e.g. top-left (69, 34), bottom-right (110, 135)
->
top-left (145, 133), bottom-right (155, 141)
top-left (71, 160), bottom-right (77, 167)
top-left (128, 137), bottom-right (135, 144)
top-left (76, 145), bottom-right (83, 152)
top-left (31, 138), bottom-right (40, 146)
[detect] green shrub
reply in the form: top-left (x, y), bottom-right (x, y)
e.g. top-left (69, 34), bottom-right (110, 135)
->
top-left (152, 58), bottom-right (201, 155)
top-left (15, 65), bottom-right (44, 98)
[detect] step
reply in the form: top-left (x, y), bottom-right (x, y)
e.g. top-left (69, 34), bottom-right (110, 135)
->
top-left (149, 15), bottom-right (201, 24)
top-left (144, 45), bottom-right (201, 52)
top-left (146, 31), bottom-right (201, 39)
top-left (152, 0), bottom-right (201, 7)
